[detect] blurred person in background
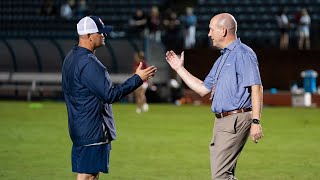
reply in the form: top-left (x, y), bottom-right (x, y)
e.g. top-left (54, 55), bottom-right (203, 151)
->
top-left (62, 16), bottom-right (157, 180)
top-left (133, 51), bottom-right (155, 113)
top-left (76, 0), bottom-right (88, 19)
top-left (181, 7), bottom-right (197, 49)
top-left (60, 0), bottom-right (74, 20)
top-left (163, 9), bottom-right (182, 51)
top-left (147, 6), bottom-right (162, 43)
top-left (40, 0), bottom-right (58, 17)
top-left (129, 8), bottom-right (148, 38)
top-left (298, 8), bottom-right (311, 50)
top-left (166, 13), bottom-right (263, 180)
top-left (276, 7), bottom-right (290, 50)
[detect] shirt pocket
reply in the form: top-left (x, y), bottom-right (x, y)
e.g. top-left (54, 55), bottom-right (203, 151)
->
top-left (219, 64), bottom-right (234, 82)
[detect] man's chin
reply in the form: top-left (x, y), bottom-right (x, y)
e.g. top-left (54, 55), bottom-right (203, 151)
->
top-left (209, 42), bottom-right (216, 48)
top-left (98, 42), bottom-right (105, 47)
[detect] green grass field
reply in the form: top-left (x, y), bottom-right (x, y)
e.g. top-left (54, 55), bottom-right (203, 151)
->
top-left (0, 101), bottom-right (320, 180)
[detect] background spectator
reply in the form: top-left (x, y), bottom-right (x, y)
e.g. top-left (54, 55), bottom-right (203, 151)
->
top-left (40, 0), bottom-right (58, 17)
top-left (163, 9), bottom-right (182, 51)
top-left (181, 7), bottom-right (197, 49)
top-left (297, 8), bottom-right (311, 50)
top-left (147, 6), bottom-right (162, 43)
top-left (133, 51), bottom-right (150, 113)
top-left (276, 7), bottom-right (290, 50)
top-left (76, 0), bottom-right (88, 19)
top-left (60, 0), bottom-right (75, 20)
top-left (129, 9), bottom-right (148, 38)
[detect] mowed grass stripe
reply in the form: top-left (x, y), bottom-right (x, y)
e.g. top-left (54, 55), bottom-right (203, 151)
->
top-left (0, 101), bottom-right (319, 179)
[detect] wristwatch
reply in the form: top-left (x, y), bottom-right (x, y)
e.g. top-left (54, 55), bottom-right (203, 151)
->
top-left (252, 119), bottom-right (260, 124)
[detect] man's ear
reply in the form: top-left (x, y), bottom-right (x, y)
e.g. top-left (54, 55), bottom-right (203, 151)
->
top-left (222, 28), bottom-right (227, 37)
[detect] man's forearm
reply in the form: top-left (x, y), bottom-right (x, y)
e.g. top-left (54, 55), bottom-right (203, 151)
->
top-left (251, 85), bottom-right (263, 120)
top-left (176, 67), bottom-right (209, 97)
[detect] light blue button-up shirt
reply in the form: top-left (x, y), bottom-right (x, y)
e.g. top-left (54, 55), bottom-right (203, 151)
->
top-left (203, 38), bottom-right (262, 113)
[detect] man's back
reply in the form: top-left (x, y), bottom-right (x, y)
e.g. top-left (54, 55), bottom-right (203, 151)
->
top-left (62, 45), bottom-right (108, 146)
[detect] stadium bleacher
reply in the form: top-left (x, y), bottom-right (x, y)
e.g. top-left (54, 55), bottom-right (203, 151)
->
top-left (1, 0), bottom-right (320, 46)
top-left (0, 0), bottom-right (320, 100)
top-left (195, 0), bottom-right (320, 48)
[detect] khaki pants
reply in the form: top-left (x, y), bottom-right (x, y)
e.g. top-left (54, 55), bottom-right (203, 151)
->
top-left (209, 111), bottom-right (252, 180)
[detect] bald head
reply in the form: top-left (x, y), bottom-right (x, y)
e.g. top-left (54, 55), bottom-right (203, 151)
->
top-left (212, 13), bottom-right (237, 34)
top-left (208, 13), bottom-right (238, 49)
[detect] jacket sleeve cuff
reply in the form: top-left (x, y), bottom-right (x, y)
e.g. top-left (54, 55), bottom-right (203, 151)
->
top-left (132, 74), bottom-right (144, 86)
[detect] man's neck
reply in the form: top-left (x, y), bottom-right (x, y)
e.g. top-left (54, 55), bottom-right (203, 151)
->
top-left (222, 36), bottom-right (237, 49)
top-left (78, 41), bottom-right (94, 52)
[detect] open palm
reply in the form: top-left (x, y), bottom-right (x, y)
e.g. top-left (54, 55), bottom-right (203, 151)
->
top-left (165, 51), bottom-right (184, 71)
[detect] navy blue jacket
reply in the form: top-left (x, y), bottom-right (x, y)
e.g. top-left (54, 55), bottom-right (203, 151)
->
top-left (62, 46), bottom-right (143, 146)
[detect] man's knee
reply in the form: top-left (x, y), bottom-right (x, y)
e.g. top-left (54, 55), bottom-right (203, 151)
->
top-left (76, 173), bottom-right (99, 180)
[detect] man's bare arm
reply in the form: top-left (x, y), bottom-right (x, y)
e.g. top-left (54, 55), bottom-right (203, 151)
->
top-left (166, 51), bottom-right (210, 97)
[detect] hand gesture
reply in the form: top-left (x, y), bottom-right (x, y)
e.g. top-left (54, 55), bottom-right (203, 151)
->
top-left (165, 50), bottom-right (184, 71)
top-left (135, 62), bottom-right (157, 81)
top-left (250, 124), bottom-right (264, 143)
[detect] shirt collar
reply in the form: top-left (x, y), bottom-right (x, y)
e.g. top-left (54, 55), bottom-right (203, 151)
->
top-left (221, 38), bottom-right (241, 54)
top-left (74, 45), bottom-right (93, 53)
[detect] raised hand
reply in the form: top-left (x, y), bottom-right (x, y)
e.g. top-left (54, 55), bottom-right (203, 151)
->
top-left (135, 62), bottom-right (157, 81)
top-left (165, 50), bottom-right (184, 71)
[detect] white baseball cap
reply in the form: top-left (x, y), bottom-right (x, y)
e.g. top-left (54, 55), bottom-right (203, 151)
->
top-left (77, 16), bottom-right (113, 35)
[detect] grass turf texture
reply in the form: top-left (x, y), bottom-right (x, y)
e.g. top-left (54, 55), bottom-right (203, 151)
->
top-left (0, 101), bottom-right (319, 180)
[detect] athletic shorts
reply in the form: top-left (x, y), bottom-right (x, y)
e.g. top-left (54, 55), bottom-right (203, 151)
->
top-left (72, 143), bottom-right (111, 174)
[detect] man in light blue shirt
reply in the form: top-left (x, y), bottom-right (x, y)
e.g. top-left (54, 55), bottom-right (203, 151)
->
top-left (203, 38), bottom-right (262, 113)
top-left (166, 13), bottom-right (263, 180)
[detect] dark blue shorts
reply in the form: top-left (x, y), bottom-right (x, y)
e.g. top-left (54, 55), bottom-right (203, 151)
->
top-left (72, 143), bottom-right (111, 174)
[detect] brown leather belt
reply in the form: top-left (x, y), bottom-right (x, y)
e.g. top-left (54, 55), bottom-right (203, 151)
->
top-left (215, 108), bottom-right (252, 118)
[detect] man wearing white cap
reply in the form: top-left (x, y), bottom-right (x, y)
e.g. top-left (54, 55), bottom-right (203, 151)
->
top-left (62, 16), bottom-right (157, 180)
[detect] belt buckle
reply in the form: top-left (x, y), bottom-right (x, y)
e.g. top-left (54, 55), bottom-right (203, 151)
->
top-left (217, 112), bottom-right (223, 118)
